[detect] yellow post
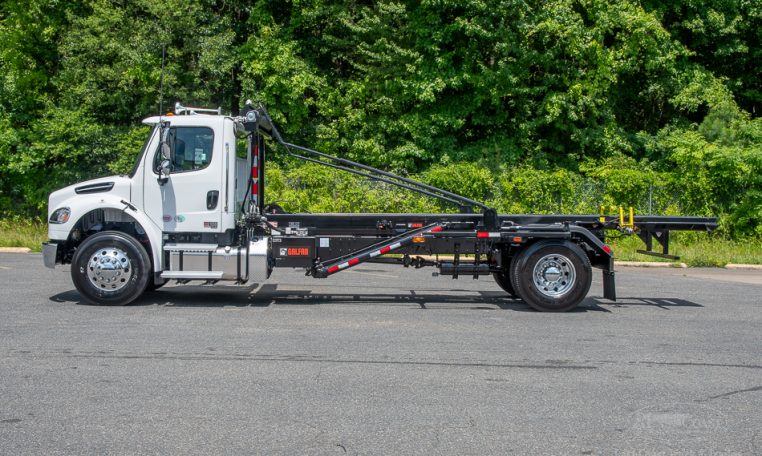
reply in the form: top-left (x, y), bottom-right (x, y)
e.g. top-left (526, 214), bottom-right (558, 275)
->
top-left (629, 207), bottom-right (635, 228)
top-left (619, 206), bottom-right (624, 227)
top-left (599, 205), bottom-right (606, 223)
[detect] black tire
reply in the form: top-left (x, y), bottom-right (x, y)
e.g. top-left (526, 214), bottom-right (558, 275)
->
top-left (145, 279), bottom-right (165, 292)
top-left (71, 231), bottom-right (151, 306)
top-left (492, 271), bottom-right (517, 297)
top-left (510, 240), bottom-right (592, 312)
top-left (492, 251), bottom-right (517, 297)
top-left (509, 252), bottom-right (523, 301)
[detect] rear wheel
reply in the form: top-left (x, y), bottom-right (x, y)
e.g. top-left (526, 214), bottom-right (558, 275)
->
top-left (510, 240), bottom-right (592, 312)
top-left (492, 271), bottom-right (516, 297)
top-left (71, 231), bottom-right (150, 306)
top-left (492, 250), bottom-right (516, 297)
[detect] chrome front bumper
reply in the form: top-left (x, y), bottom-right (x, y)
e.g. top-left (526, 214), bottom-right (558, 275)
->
top-left (42, 242), bottom-right (58, 269)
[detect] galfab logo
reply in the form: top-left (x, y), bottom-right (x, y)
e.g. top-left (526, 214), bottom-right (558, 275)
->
top-left (627, 402), bottom-right (730, 452)
top-left (631, 403), bottom-right (727, 434)
top-left (279, 247), bottom-right (310, 256)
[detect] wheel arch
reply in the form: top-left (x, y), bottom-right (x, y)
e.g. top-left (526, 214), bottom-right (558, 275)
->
top-left (58, 197), bottom-right (162, 270)
top-left (568, 226), bottom-right (614, 269)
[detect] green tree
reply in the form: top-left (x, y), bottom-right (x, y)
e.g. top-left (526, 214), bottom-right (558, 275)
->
top-left (642, 0), bottom-right (761, 115)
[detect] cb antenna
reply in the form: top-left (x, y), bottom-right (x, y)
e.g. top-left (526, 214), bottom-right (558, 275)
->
top-left (159, 44), bottom-right (166, 116)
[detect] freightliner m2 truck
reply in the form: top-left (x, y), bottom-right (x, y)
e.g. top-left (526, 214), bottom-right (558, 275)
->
top-left (43, 102), bottom-right (716, 311)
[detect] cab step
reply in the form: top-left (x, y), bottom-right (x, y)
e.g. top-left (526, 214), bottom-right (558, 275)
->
top-left (160, 271), bottom-right (224, 280)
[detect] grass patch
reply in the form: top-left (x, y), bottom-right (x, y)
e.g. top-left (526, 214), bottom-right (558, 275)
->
top-left (608, 232), bottom-right (762, 267)
top-left (0, 217), bottom-right (47, 252)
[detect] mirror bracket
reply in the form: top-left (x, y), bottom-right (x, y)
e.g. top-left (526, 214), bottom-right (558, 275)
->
top-left (157, 158), bottom-right (171, 185)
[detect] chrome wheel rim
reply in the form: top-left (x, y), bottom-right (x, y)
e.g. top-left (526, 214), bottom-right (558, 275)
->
top-left (532, 253), bottom-right (576, 297)
top-left (85, 247), bottom-right (133, 291)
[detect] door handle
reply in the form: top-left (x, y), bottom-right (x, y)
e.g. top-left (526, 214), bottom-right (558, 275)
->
top-left (207, 190), bottom-right (219, 210)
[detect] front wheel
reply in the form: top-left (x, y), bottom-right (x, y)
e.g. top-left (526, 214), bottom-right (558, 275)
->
top-left (145, 280), bottom-right (165, 292)
top-left (71, 231), bottom-right (151, 306)
top-left (510, 241), bottom-right (592, 312)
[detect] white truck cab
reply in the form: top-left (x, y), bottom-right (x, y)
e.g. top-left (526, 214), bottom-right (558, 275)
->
top-left (44, 102), bottom-right (270, 305)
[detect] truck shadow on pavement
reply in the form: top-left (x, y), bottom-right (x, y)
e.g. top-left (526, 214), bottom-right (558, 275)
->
top-left (50, 286), bottom-right (705, 312)
top-left (590, 296), bottom-right (704, 310)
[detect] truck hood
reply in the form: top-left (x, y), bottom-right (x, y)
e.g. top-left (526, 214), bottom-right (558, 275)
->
top-left (48, 176), bottom-right (132, 219)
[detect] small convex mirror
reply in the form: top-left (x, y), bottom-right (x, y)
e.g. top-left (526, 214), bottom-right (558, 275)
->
top-left (157, 121), bottom-right (172, 185)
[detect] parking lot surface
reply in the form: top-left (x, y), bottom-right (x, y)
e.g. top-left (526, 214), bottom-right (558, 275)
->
top-left (1, 253), bottom-right (761, 455)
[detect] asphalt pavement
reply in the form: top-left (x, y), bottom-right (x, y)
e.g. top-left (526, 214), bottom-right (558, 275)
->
top-left (1, 252), bottom-right (761, 455)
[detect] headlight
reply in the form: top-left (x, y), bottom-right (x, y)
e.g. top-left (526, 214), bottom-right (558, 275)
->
top-left (50, 207), bottom-right (71, 224)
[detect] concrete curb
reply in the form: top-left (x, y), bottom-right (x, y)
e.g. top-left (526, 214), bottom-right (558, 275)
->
top-left (616, 261), bottom-right (687, 268)
top-left (0, 247), bottom-right (32, 253)
top-left (725, 263), bottom-right (762, 270)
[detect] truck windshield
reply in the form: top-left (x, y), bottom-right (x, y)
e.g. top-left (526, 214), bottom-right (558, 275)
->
top-left (127, 126), bottom-right (158, 178)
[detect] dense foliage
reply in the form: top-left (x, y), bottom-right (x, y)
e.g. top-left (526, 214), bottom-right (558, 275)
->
top-left (1, 0), bottom-right (760, 235)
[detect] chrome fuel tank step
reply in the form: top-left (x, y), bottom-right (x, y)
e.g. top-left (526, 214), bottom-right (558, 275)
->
top-left (162, 237), bottom-right (271, 284)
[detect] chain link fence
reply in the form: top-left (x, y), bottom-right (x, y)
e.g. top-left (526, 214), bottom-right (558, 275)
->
top-left (521, 180), bottom-right (688, 216)
top-left (273, 170), bottom-right (695, 217)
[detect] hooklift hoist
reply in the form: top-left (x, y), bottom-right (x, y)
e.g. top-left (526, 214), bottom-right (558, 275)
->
top-left (43, 101), bottom-right (717, 312)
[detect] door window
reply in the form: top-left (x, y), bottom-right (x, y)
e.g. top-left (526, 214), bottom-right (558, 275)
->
top-left (153, 127), bottom-right (214, 173)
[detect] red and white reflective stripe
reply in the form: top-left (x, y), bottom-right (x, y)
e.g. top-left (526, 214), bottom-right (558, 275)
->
top-left (476, 231), bottom-right (500, 238)
top-left (329, 257), bottom-right (360, 273)
top-left (251, 143), bottom-right (259, 203)
top-left (369, 246), bottom-right (387, 258)
top-left (367, 242), bottom-right (400, 258)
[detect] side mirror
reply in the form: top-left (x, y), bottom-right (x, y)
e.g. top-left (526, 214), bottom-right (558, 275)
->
top-left (157, 122), bottom-right (172, 185)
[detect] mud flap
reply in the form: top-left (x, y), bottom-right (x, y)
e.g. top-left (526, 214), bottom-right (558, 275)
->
top-left (602, 269), bottom-right (616, 301)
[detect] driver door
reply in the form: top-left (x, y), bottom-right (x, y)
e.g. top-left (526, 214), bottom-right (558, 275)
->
top-left (143, 124), bottom-right (223, 233)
